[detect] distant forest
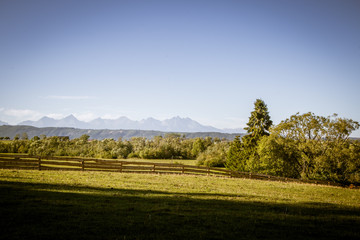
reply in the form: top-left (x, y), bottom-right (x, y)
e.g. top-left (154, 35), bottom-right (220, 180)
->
top-left (0, 125), bottom-right (241, 140)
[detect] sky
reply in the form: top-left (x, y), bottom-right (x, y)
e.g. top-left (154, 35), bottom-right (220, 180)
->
top-left (1, 0), bottom-right (360, 136)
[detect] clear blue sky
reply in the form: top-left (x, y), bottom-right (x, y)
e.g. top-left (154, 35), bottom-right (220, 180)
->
top-left (1, 0), bottom-right (360, 136)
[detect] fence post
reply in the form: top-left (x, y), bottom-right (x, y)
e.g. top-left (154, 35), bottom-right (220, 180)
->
top-left (81, 160), bottom-right (84, 171)
top-left (182, 166), bottom-right (185, 174)
top-left (38, 157), bottom-right (41, 171)
top-left (119, 162), bottom-right (122, 173)
top-left (207, 167), bottom-right (210, 176)
top-left (153, 164), bottom-right (156, 173)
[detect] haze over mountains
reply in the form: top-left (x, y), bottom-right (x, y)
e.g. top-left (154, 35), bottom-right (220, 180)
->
top-left (12, 115), bottom-right (243, 133)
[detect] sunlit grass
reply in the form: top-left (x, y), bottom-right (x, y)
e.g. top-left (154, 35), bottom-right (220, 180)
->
top-left (121, 158), bottom-right (198, 165)
top-left (1, 169), bottom-right (359, 239)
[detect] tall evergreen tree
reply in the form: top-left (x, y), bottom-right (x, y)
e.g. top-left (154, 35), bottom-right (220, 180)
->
top-left (226, 99), bottom-right (272, 172)
top-left (243, 99), bottom-right (273, 145)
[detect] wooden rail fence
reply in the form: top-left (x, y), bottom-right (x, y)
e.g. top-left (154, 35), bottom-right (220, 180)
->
top-left (0, 154), bottom-right (341, 186)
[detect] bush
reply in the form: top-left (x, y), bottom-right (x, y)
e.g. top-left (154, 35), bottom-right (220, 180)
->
top-left (197, 142), bottom-right (229, 167)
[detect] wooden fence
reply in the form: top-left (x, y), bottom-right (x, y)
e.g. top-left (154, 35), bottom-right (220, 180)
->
top-left (0, 154), bottom-right (341, 186)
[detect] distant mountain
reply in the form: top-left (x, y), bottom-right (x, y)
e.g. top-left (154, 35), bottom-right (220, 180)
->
top-left (88, 116), bottom-right (138, 130)
top-left (139, 117), bottom-right (163, 130)
top-left (0, 120), bottom-right (8, 126)
top-left (0, 125), bottom-right (243, 140)
top-left (162, 116), bottom-right (219, 132)
top-left (17, 115), bottom-right (243, 133)
top-left (57, 114), bottom-right (85, 128)
top-left (19, 115), bottom-right (86, 128)
top-left (20, 116), bottom-right (59, 128)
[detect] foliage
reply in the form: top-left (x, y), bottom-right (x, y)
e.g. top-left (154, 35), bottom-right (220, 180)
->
top-left (196, 141), bottom-right (230, 167)
top-left (227, 99), bottom-right (272, 172)
top-left (243, 98), bottom-right (273, 141)
top-left (224, 100), bottom-right (359, 184)
top-left (0, 134), bottom-right (224, 161)
top-left (257, 135), bottom-right (302, 178)
top-left (257, 112), bottom-right (360, 184)
top-left (225, 136), bottom-right (246, 170)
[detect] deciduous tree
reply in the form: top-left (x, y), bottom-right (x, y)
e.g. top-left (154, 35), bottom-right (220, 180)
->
top-left (258, 112), bottom-right (360, 183)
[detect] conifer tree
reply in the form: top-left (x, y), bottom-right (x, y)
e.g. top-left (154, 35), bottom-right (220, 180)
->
top-left (243, 99), bottom-right (272, 146)
top-left (226, 99), bottom-right (272, 172)
top-left (226, 136), bottom-right (244, 170)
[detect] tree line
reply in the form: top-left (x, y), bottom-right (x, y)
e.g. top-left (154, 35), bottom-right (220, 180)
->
top-left (0, 133), bottom-right (228, 163)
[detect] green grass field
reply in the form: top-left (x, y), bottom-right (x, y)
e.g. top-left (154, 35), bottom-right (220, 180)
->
top-left (1, 169), bottom-right (359, 240)
top-left (121, 158), bottom-right (198, 166)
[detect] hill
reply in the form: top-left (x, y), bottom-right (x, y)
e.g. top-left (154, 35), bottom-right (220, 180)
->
top-left (0, 125), bottom-right (242, 140)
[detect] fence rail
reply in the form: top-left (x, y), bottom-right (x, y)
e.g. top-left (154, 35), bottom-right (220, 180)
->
top-left (0, 154), bottom-right (341, 186)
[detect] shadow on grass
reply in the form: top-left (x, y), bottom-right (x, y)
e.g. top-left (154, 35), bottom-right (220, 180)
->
top-left (1, 180), bottom-right (359, 240)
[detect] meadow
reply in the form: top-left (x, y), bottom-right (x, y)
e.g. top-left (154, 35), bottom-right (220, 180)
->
top-left (120, 158), bottom-right (197, 166)
top-left (1, 169), bottom-right (359, 240)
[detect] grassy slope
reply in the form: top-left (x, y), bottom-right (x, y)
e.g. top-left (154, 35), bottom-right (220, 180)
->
top-left (0, 169), bottom-right (359, 240)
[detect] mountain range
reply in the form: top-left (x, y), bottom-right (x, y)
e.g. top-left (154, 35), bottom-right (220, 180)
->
top-left (14, 115), bottom-right (243, 133)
